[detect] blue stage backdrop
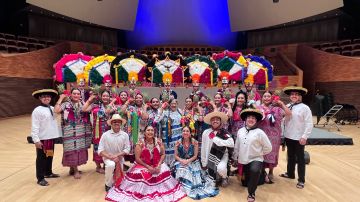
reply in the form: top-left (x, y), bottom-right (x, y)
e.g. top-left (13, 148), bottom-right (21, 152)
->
top-left (126, 0), bottom-right (237, 50)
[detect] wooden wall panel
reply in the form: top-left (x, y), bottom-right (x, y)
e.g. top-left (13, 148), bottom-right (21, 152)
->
top-left (0, 43), bottom-right (69, 79)
top-left (0, 77), bottom-right (53, 118)
top-left (0, 41), bottom-right (106, 79)
top-left (296, 45), bottom-right (360, 101)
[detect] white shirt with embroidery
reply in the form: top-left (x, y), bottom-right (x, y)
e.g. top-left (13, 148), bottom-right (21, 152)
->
top-left (31, 106), bottom-right (61, 143)
top-left (233, 127), bottom-right (272, 164)
top-left (284, 103), bottom-right (313, 140)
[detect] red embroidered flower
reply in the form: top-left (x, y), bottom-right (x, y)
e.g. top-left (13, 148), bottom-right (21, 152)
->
top-left (209, 132), bottom-right (215, 139)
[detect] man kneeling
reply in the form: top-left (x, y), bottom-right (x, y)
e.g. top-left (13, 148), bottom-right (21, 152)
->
top-left (201, 111), bottom-right (234, 187)
top-left (98, 114), bottom-right (130, 191)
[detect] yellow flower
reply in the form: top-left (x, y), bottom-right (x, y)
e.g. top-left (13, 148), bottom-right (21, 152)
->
top-left (128, 71), bottom-right (138, 82)
top-left (163, 72), bottom-right (173, 83)
top-left (76, 73), bottom-right (86, 84)
top-left (237, 55), bottom-right (248, 67)
top-left (244, 74), bottom-right (254, 85)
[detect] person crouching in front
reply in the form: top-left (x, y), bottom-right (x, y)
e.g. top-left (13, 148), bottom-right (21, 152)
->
top-left (98, 114), bottom-right (130, 191)
top-left (233, 108), bottom-right (272, 202)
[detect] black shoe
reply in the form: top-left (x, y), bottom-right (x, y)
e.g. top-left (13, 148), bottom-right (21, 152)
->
top-left (105, 185), bottom-right (111, 192)
top-left (37, 179), bottom-right (49, 186)
top-left (45, 173), bottom-right (60, 178)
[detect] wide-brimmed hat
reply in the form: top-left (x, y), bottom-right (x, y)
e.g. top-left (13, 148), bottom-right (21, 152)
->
top-left (204, 111), bottom-right (228, 124)
top-left (240, 108), bottom-right (263, 121)
top-left (107, 114), bottom-right (126, 126)
top-left (283, 86), bottom-right (308, 96)
top-left (32, 89), bottom-right (58, 99)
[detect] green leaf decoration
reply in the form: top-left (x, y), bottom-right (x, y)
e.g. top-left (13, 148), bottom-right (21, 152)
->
top-left (90, 70), bottom-right (103, 85)
top-left (63, 67), bottom-right (77, 83)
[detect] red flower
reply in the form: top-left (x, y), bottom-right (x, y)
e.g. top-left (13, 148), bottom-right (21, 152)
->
top-left (209, 132), bottom-right (215, 139)
top-left (63, 90), bottom-right (70, 96)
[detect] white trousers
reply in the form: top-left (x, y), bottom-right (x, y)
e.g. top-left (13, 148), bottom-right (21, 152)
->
top-left (104, 159), bottom-right (123, 187)
top-left (217, 151), bottom-right (229, 178)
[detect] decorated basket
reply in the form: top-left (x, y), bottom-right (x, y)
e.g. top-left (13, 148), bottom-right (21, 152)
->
top-left (53, 52), bottom-right (92, 83)
top-left (147, 52), bottom-right (186, 85)
top-left (244, 55), bottom-right (273, 88)
top-left (212, 50), bottom-right (246, 84)
top-left (110, 51), bottom-right (150, 84)
top-left (84, 54), bottom-right (115, 85)
top-left (184, 54), bottom-right (217, 85)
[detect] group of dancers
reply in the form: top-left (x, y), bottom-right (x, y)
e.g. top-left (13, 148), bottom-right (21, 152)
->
top-left (30, 77), bottom-right (313, 202)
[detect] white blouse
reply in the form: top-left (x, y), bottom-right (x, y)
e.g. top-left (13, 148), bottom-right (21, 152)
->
top-left (233, 127), bottom-right (272, 165)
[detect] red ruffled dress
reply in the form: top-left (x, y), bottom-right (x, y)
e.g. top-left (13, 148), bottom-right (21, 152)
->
top-left (106, 140), bottom-right (186, 202)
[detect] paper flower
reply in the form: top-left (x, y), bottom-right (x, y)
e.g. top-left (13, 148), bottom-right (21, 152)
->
top-left (162, 72), bottom-right (173, 83)
top-left (128, 71), bottom-right (138, 82)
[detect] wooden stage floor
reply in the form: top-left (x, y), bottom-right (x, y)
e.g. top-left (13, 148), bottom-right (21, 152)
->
top-left (0, 115), bottom-right (359, 202)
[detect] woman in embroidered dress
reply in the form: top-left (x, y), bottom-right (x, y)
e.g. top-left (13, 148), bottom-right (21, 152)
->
top-left (182, 97), bottom-right (197, 135)
top-left (173, 126), bottom-right (219, 200)
top-left (146, 97), bottom-right (161, 138)
top-left (55, 88), bottom-right (92, 179)
top-left (120, 93), bottom-right (148, 163)
top-left (213, 93), bottom-right (233, 130)
top-left (155, 99), bottom-right (183, 166)
top-left (106, 125), bottom-right (186, 202)
top-left (257, 91), bottom-right (290, 183)
top-left (230, 91), bottom-right (248, 139)
top-left (82, 90), bottom-right (113, 174)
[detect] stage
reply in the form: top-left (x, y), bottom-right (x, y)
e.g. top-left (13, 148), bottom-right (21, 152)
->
top-left (307, 127), bottom-right (354, 145)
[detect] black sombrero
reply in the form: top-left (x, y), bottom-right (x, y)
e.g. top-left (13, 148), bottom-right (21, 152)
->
top-left (283, 86), bottom-right (308, 96)
top-left (240, 108), bottom-right (263, 121)
top-left (32, 89), bottom-right (58, 99)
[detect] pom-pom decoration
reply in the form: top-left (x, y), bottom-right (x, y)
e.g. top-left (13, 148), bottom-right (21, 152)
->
top-left (185, 55), bottom-right (217, 85)
top-left (84, 55), bottom-right (115, 85)
top-left (110, 51), bottom-right (150, 84)
top-left (53, 52), bottom-right (92, 83)
top-left (212, 50), bottom-right (245, 84)
top-left (243, 55), bottom-right (274, 88)
top-left (147, 52), bottom-right (186, 85)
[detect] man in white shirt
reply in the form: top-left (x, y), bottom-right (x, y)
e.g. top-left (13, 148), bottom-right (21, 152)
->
top-left (201, 111), bottom-right (234, 187)
top-left (280, 86), bottom-right (313, 189)
top-left (31, 89), bottom-right (61, 186)
top-left (98, 114), bottom-right (130, 191)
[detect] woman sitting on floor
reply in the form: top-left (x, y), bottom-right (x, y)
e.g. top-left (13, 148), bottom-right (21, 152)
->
top-left (105, 125), bottom-right (186, 202)
top-left (173, 126), bottom-right (219, 200)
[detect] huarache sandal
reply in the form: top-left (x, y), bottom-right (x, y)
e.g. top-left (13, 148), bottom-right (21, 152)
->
top-left (265, 175), bottom-right (274, 184)
top-left (279, 173), bottom-right (295, 179)
top-left (247, 194), bottom-right (256, 202)
top-left (296, 182), bottom-right (305, 189)
top-left (37, 179), bottom-right (49, 186)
